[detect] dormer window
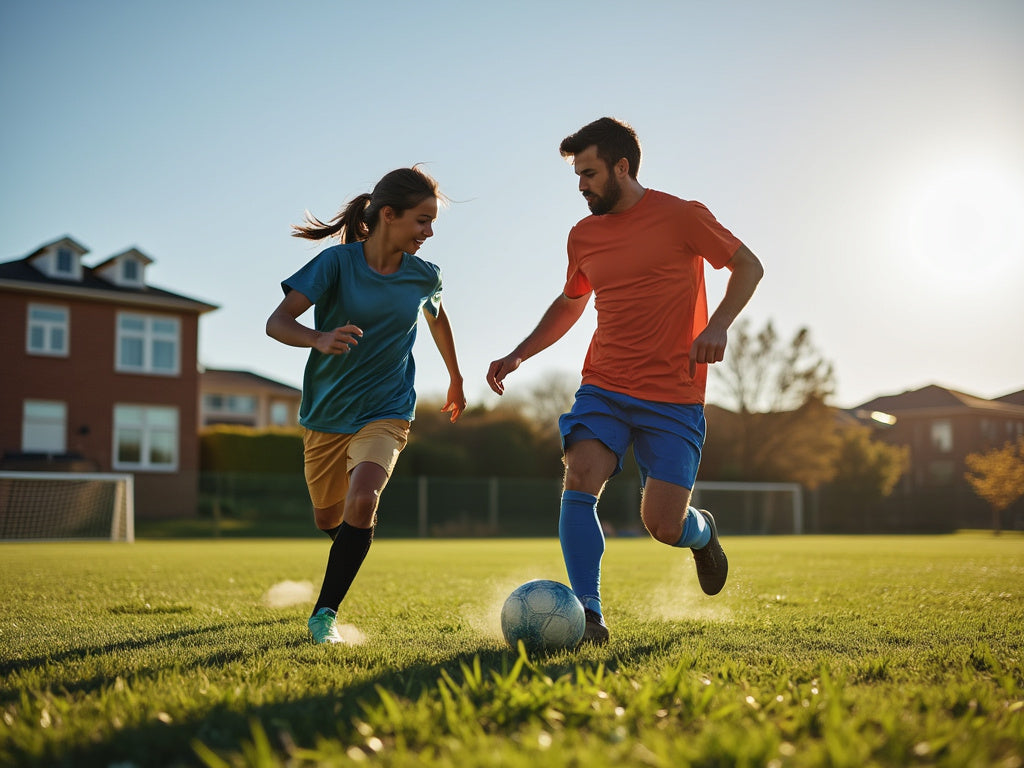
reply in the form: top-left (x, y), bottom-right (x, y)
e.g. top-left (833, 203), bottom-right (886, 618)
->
top-left (28, 238), bottom-right (86, 281)
top-left (95, 248), bottom-right (151, 288)
top-left (56, 248), bottom-right (74, 275)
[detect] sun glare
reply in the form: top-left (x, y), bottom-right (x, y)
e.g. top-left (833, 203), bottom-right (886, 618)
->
top-left (903, 158), bottom-right (1024, 282)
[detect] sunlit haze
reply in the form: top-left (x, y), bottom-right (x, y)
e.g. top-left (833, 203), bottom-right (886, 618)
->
top-left (2, 1), bottom-right (1022, 408)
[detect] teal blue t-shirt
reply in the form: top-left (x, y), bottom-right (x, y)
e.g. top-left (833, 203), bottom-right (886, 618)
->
top-left (282, 242), bottom-right (442, 433)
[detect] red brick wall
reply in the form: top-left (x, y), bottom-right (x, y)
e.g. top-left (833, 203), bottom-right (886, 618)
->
top-left (0, 288), bottom-right (202, 518)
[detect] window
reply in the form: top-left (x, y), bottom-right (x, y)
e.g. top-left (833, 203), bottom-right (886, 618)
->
top-left (55, 248), bottom-right (74, 275)
top-left (204, 394), bottom-right (256, 414)
top-left (116, 313), bottom-right (180, 375)
top-left (113, 405), bottom-right (178, 470)
top-left (123, 259), bottom-right (139, 282)
top-left (27, 304), bottom-right (69, 356)
top-left (270, 401), bottom-right (291, 426)
top-left (22, 400), bottom-right (67, 453)
top-left (930, 420), bottom-right (953, 453)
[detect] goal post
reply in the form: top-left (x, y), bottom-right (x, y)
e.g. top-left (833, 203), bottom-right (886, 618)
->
top-left (0, 471), bottom-right (135, 542)
top-left (690, 481), bottom-right (804, 535)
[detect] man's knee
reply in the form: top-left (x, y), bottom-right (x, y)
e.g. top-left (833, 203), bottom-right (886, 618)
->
top-left (645, 517), bottom-right (682, 545)
top-left (564, 441), bottom-right (616, 495)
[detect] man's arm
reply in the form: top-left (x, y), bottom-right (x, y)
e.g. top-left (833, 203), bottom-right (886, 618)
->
top-left (486, 291), bottom-right (591, 395)
top-left (689, 244), bottom-right (764, 377)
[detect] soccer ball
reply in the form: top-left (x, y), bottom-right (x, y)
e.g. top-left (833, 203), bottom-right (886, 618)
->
top-left (500, 579), bottom-right (586, 651)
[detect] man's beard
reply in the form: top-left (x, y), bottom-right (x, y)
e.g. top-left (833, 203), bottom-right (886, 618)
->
top-left (584, 174), bottom-right (622, 215)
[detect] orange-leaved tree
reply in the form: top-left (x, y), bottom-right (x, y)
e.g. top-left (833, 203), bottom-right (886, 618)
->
top-left (964, 435), bottom-right (1024, 535)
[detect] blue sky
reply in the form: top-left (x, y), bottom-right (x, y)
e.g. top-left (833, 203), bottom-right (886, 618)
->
top-left (3, 0), bottom-right (1023, 408)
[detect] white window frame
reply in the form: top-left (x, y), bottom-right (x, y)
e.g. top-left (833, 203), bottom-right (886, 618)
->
top-left (113, 405), bottom-right (178, 471)
top-left (22, 400), bottom-right (67, 453)
top-left (116, 312), bottom-right (180, 375)
top-left (930, 420), bottom-right (953, 453)
top-left (27, 303), bottom-right (69, 357)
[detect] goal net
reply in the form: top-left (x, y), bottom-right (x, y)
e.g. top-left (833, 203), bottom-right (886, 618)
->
top-left (0, 471), bottom-right (135, 542)
top-left (690, 481), bottom-right (804, 535)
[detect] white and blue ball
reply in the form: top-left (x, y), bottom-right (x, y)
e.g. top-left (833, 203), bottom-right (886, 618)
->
top-left (500, 579), bottom-right (585, 651)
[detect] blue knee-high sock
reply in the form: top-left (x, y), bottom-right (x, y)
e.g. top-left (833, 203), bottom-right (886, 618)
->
top-left (674, 506), bottom-right (710, 549)
top-left (559, 490), bottom-right (605, 615)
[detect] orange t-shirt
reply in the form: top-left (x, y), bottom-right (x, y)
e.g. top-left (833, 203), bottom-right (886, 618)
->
top-left (563, 190), bottom-right (741, 404)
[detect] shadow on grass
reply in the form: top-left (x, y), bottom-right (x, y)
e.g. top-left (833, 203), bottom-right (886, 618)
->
top-left (8, 632), bottom-right (682, 768)
top-left (0, 617), bottom-right (295, 702)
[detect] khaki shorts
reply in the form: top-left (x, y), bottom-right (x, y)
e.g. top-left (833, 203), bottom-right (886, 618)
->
top-left (303, 419), bottom-right (410, 509)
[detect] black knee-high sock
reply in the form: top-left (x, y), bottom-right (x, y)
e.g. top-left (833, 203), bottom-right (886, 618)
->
top-left (322, 523), bottom-right (343, 540)
top-left (313, 521), bottom-right (373, 613)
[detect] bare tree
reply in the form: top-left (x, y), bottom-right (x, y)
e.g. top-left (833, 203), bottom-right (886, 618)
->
top-left (498, 370), bottom-right (579, 439)
top-left (706, 319), bottom-right (840, 488)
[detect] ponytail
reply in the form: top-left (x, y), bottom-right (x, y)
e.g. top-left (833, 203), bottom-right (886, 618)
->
top-left (291, 166), bottom-right (441, 244)
top-left (291, 192), bottom-right (372, 243)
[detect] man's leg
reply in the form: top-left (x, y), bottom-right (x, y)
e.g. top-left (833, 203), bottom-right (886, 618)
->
top-left (640, 479), bottom-right (727, 595)
top-left (561, 438), bottom-right (617, 643)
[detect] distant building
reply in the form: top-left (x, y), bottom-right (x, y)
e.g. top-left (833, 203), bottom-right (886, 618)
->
top-left (996, 388), bottom-right (1024, 407)
top-left (199, 368), bottom-right (301, 429)
top-left (0, 236), bottom-right (218, 518)
top-left (849, 384), bottom-right (1024, 530)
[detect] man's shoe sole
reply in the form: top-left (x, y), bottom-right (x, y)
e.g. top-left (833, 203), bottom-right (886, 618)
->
top-left (692, 510), bottom-right (728, 595)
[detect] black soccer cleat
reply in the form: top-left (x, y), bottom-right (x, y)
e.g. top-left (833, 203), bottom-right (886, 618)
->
top-left (691, 509), bottom-right (728, 595)
top-left (580, 608), bottom-right (610, 646)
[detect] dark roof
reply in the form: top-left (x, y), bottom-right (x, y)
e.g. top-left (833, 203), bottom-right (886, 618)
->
top-left (201, 368), bottom-right (301, 395)
top-left (0, 256), bottom-right (218, 313)
top-left (996, 389), bottom-right (1024, 406)
top-left (853, 384), bottom-right (1024, 415)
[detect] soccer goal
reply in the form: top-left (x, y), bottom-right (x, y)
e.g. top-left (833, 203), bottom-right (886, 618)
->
top-left (0, 471), bottom-right (135, 542)
top-left (690, 481), bottom-right (804, 535)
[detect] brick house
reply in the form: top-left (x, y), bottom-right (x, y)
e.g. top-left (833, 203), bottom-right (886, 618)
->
top-left (199, 368), bottom-right (301, 429)
top-left (0, 236), bottom-right (218, 518)
top-left (850, 384), bottom-right (1024, 530)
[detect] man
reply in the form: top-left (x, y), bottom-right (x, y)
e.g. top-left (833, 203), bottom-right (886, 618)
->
top-left (486, 117), bottom-right (763, 644)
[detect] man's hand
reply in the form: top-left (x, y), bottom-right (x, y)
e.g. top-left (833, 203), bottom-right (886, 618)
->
top-left (486, 354), bottom-right (523, 395)
top-left (689, 324), bottom-right (727, 378)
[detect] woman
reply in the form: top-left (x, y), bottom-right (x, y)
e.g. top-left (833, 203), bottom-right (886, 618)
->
top-left (267, 166), bottom-right (466, 644)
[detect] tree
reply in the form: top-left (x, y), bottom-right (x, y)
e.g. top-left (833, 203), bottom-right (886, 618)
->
top-left (496, 370), bottom-right (579, 441)
top-left (965, 436), bottom-right (1024, 535)
top-left (826, 424), bottom-right (910, 521)
top-left (706, 319), bottom-right (840, 488)
top-left (403, 400), bottom-right (563, 478)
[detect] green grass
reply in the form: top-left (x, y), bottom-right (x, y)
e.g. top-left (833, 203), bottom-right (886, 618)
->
top-left (2, 534), bottom-right (1022, 767)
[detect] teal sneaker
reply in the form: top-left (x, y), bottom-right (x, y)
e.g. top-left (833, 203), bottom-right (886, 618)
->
top-left (308, 607), bottom-right (344, 644)
top-left (692, 510), bottom-right (728, 595)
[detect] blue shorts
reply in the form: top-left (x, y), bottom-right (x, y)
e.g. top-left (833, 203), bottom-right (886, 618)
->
top-left (558, 384), bottom-right (706, 489)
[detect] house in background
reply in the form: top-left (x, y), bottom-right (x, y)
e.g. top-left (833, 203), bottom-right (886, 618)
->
top-left (996, 389), bottom-right (1024, 407)
top-left (199, 368), bottom-right (301, 429)
top-left (0, 236), bottom-right (218, 519)
top-left (850, 384), bottom-right (1024, 530)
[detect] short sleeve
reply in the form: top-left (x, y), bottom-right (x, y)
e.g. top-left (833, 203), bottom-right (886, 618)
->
top-left (424, 264), bottom-right (442, 317)
top-left (563, 227), bottom-right (593, 298)
top-left (282, 247), bottom-right (338, 303)
top-left (683, 202), bottom-right (742, 270)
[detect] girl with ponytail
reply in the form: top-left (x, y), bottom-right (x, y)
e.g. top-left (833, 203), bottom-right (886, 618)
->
top-left (267, 166), bottom-right (466, 644)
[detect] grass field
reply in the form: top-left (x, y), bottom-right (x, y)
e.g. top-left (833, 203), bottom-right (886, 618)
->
top-left (2, 533), bottom-right (1022, 767)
